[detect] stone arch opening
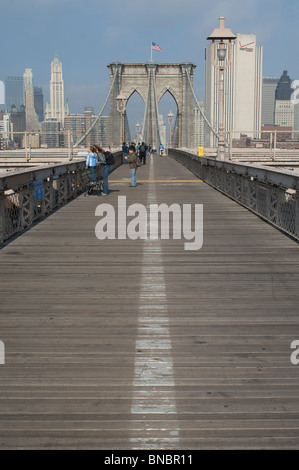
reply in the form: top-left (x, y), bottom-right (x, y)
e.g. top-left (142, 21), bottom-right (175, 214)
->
top-left (125, 89), bottom-right (145, 143)
top-left (158, 88), bottom-right (179, 145)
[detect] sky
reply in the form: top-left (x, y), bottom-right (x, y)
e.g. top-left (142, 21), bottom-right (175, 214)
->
top-left (1, 0), bottom-right (299, 134)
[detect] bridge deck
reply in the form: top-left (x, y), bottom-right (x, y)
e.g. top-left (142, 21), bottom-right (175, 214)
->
top-left (0, 155), bottom-right (299, 450)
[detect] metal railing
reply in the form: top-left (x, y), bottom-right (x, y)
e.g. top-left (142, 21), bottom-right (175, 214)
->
top-left (0, 151), bottom-right (122, 244)
top-left (169, 149), bottom-right (299, 241)
top-left (205, 130), bottom-right (299, 162)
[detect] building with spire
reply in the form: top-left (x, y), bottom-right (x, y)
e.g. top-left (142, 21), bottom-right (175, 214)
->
top-left (45, 53), bottom-right (69, 126)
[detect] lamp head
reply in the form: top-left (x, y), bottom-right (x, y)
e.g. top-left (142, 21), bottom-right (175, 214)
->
top-left (217, 46), bottom-right (227, 61)
top-left (207, 17), bottom-right (237, 41)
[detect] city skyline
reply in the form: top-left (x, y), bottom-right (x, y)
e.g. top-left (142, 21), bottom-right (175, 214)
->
top-left (0, 0), bottom-right (298, 116)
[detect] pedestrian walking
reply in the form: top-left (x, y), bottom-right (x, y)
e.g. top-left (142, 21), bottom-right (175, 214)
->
top-left (125, 145), bottom-right (138, 187)
top-left (122, 142), bottom-right (128, 164)
top-left (139, 142), bottom-right (147, 165)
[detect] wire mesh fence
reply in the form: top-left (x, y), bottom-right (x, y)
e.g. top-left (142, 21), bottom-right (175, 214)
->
top-left (0, 151), bottom-right (122, 244)
top-left (170, 149), bottom-right (299, 241)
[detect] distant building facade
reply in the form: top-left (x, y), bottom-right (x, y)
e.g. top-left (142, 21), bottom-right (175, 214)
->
top-left (23, 68), bottom-right (39, 132)
top-left (274, 71), bottom-right (295, 130)
top-left (64, 110), bottom-right (111, 147)
top-left (194, 102), bottom-right (205, 147)
top-left (34, 87), bottom-right (44, 122)
top-left (5, 76), bottom-right (24, 110)
top-left (41, 119), bottom-right (62, 148)
top-left (261, 78), bottom-right (279, 126)
top-left (45, 53), bottom-right (69, 126)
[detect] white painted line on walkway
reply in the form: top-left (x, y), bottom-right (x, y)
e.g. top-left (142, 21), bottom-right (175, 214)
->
top-left (130, 155), bottom-right (179, 449)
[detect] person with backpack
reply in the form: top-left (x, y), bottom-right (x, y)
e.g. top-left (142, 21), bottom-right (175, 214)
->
top-left (122, 142), bottom-right (128, 164)
top-left (94, 144), bottom-right (115, 196)
top-left (138, 142), bottom-right (147, 165)
top-left (86, 146), bottom-right (99, 184)
top-left (125, 144), bottom-right (138, 187)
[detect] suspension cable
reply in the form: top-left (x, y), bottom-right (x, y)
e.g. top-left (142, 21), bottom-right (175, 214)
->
top-left (152, 69), bottom-right (162, 146)
top-left (73, 69), bottom-right (119, 148)
top-left (185, 69), bottom-right (218, 139)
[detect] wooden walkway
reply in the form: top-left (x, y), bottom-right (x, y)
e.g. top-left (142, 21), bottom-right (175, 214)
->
top-left (0, 155), bottom-right (299, 450)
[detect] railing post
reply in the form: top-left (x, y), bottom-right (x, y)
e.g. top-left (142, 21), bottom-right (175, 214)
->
top-left (273, 130), bottom-right (277, 162)
top-left (24, 132), bottom-right (28, 162)
top-left (68, 130), bottom-right (73, 161)
top-left (0, 191), bottom-right (5, 244)
top-left (269, 132), bottom-right (273, 160)
top-left (296, 193), bottom-right (299, 238)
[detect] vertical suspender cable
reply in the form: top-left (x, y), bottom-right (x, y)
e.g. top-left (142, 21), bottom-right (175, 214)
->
top-left (185, 69), bottom-right (219, 140)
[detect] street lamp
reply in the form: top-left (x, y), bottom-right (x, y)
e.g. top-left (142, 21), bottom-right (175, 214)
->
top-left (207, 17), bottom-right (236, 161)
top-left (136, 121), bottom-right (141, 143)
top-left (116, 90), bottom-right (127, 145)
top-left (168, 110), bottom-right (174, 149)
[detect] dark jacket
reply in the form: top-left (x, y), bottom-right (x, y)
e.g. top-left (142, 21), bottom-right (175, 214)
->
top-left (127, 151), bottom-right (137, 169)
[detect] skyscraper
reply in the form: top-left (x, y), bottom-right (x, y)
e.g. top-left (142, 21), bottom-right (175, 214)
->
top-left (34, 87), bottom-right (44, 122)
top-left (205, 33), bottom-right (263, 146)
top-left (5, 76), bottom-right (24, 110)
top-left (45, 53), bottom-right (69, 126)
top-left (274, 71), bottom-right (294, 130)
top-left (23, 68), bottom-right (39, 132)
top-left (261, 78), bottom-right (279, 126)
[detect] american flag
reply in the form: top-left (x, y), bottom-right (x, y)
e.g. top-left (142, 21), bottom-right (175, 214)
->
top-left (152, 42), bottom-right (162, 52)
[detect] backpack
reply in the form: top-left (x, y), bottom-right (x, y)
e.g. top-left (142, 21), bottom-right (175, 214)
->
top-left (104, 151), bottom-right (115, 166)
top-left (139, 144), bottom-right (146, 154)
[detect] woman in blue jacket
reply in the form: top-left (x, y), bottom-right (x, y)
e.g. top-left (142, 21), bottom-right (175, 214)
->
top-left (86, 146), bottom-right (99, 183)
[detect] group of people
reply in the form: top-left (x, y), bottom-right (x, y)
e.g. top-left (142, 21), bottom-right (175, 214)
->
top-left (85, 144), bottom-right (110, 195)
top-left (86, 140), bottom-right (166, 194)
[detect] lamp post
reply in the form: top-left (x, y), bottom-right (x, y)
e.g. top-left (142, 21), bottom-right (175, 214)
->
top-left (116, 90), bottom-right (127, 146)
top-left (168, 110), bottom-right (174, 150)
top-left (136, 121), bottom-right (141, 143)
top-left (207, 17), bottom-right (236, 161)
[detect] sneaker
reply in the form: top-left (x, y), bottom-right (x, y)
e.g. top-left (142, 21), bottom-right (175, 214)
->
top-left (102, 192), bottom-right (108, 196)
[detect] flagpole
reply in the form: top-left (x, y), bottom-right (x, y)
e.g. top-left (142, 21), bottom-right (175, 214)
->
top-left (151, 42), bottom-right (153, 62)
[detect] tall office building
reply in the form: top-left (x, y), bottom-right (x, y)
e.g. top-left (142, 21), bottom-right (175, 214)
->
top-left (274, 71), bottom-right (294, 130)
top-left (23, 68), bottom-right (39, 132)
top-left (34, 87), bottom-right (44, 122)
top-left (5, 76), bottom-right (24, 110)
top-left (261, 78), bottom-right (279, 126)
top-left (45, 53), bottom-right (69, 126)
top-left (205, 33), bottom-right (263, 146)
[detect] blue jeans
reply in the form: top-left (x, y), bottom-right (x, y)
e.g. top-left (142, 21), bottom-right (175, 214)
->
top-left (102, 164), bottom-right (110, 194)
top-left (130, 169), bottom-right (137, 186)
top-left (90, 166), bottom-right (97, 183)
